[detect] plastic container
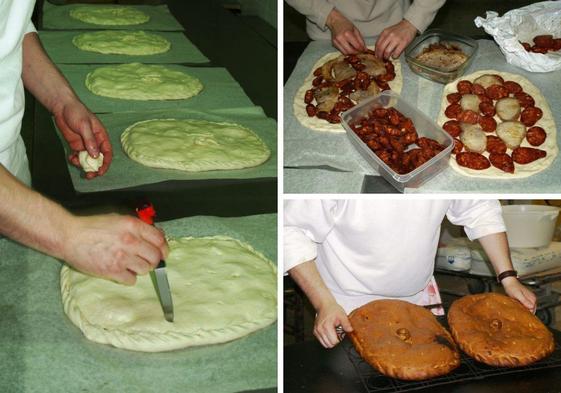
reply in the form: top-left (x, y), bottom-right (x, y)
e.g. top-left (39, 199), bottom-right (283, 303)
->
top-left (404, 29), bottom-right (478, 84)
top-left (502, 205), bottom-right (560, 248)
top-left (340, 91), bottom-right (454, 192)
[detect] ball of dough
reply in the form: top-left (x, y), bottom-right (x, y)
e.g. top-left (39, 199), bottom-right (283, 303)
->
top-left (78, 151), bottom-right (104, 172)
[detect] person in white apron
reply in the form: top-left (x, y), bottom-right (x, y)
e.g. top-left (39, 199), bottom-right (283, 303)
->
top-left (286, 0), bottom-right (446, 58)
top-left (0, 1), bottom-right (168, 285)
top-left (284, 200), bottom-right (536, 348)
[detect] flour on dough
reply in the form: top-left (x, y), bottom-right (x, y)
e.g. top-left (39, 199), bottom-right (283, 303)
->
top-left (69, 6), bottom-right (149, 26)
top-left (73, 31), bottom-right (170, 56)
top-left (85, 63), bottom-right (203, 101)
top-left (61, 236), bottom-right (277, 352)
top-left (78, 151), bottom-right (104, 172)
top-left (121, 118), bottom-right (270, 171)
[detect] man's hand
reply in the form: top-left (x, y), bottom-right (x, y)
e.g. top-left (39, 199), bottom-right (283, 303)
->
top-left (375, 19), bottom-right (417, 59)
top-left (502, 276), bottom-right (537, 313)
top-left (61, 214), bottom-right (168, 285)
top-left (53, 100), bottom-right (113, 180)
top-left (314, 300), bottom-right (353, 348)
top-left (326, 8), bottom-right (366, 55)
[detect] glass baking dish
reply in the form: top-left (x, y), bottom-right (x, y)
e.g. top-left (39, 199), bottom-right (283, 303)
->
top-left (405, 29), bottom-right (478, 84)
top-left (341, 91), bottom-right (454, 192)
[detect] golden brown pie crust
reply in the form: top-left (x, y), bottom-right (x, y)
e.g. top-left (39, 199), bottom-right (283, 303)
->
top-left (448, 293), bottom-right (555, 367)
top-left (348, 299), bottom-right (460, 381)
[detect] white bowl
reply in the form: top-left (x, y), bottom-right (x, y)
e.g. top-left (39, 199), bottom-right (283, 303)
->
top-left (502, 205), bottom-right (560, 248)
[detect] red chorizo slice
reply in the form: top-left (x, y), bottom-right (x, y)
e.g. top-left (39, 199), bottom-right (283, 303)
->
top-left (526, 126), bottom-right (547, 146)
top-left (521, 42), bottom-right (532, 51)
top-left (479, 101), bottom-right (496, 117)
top-left (503, 81), bottom-right (523, 94)
top-left (520, 106), bottom-right (543, 127)
top-left (453, 138), bottom-right (464, 155)
top-left (457, 80), bottom-right (473, 94)
top-left (447, 93), bottom-right (462, 104)
top-left (479, 115), bottom-right (497, 132)
top-left (514, 92), bottom-right (535, 108)
top-left (477, 94), bottom-right (492, 104)
top-left (486, 84), bottom-right (509, 100)
top-left (456, 152), bottom-right (491, 170)
top-left (472, 83), bottom-right (486, 95)
top-left (304, 89), bottom-right (314, 104)
top-left (457, 110), bottom-right (480, 124)
top-left (491, 74), bottom-right (505, 84)
top-left (554, 38), bottom-right (561, 51)
top-left (306, 104), bottom-right (317, 117)
top-left (443, 120), bottom-right (462, 137)
top-left (534, 35), bottom-right (554, 48)
top-left (486, 135), bottom-right (507, 154)
top-left (445, 103), bottom-right (462, 119)
top-left (489, 153), bottom-right (515, 173)
top-left (512, 147), bottom-right (546, 164)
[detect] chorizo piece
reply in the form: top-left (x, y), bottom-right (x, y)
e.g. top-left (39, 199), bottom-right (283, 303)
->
top-left (445, 103), bottom-right (462, 119)
top-left (312, 76), bottom-right (324, 86)
top-left (526, 126), bottom-right (547, 146)
top-left (489, 153), bottom-right (515, 173)
top-left (453, 138), bottom-right (464, 155)
top-left (512, 147), bottom-right (547, 164)
top-left (304, 89), bottom-right (314, 104)
top-left (443, 120), bottom-right (462, 137)
top-left (514, 92), bottom-right (535, 108)
top-left (477, 93), bottom-right (492, 104)
top-left (472, 84), bottom-right (486, 95)
top-left (447, 93), bottom-right (462, 104)
top-left (456, 152), bottom-right (491, 170)
top-left (520, 106), bottom-right (543, 127)
top-left (479, 101), bottom-right (496, 117)
top-left (503, 81), bottom-right (522, 94)
top-left (306, 104), bottom-right (317, 117)
top-left (457, 80), bottom-right (473, 94)
top-left (486, 84), bottom-right (509, 100)
top-left (417, 137), bottom-right (444, 152)
top-left (372, 107), bottom-right (388, 118)
top-left (486, 135), bottom-right (507, 154)
top-left (534, 35), bottom-right (554, 48)
top-left (479, 115), bottom-right (497, 132)
top-left (457, 110), bottom-right (480, 124)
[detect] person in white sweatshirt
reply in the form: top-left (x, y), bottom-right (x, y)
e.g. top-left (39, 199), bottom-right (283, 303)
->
top-left (0, 1), bottom-right (167, 285)
top-left (285, 0), bottom-right (446, 58)
top-left (284, 200), bottom-right (536, 348)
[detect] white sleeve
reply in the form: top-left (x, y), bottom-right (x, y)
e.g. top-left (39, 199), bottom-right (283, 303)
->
top-left (24, 20), bottom-right (36, 35)
top-left (283, 199), bottom-right (338, 273)
top-left (446, 200), bottom-right (506, 240)
top-left (404, 0), bottom-right (446, 33)
top-left (285, 0), bottom-right (335, 31)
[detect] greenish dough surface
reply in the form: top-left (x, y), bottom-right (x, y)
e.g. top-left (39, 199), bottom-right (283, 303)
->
top-left (69, 6), bottom-right (150, 26)
top-left (85, 63), bottom-right (203, 100)
top-left (121, 118), bottom-right (271, 171)
top-left (72, 30), bottom-right (170, 55)
top-left (60, 236), bottom-right (277, 352)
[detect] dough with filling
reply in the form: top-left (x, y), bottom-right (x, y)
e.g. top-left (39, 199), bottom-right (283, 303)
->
top-left (85, 63), bottom-right (203, 101)
top-left (121, 118), bottom-right (270, 171)
top-left (78, 151), bottom-right (104, 172)
top-left (60, 236), bottom-right (277, 352)
top-left (73, 31), bottom-right (170, 56)
top-left (69, 6), bottom-right (150, 26)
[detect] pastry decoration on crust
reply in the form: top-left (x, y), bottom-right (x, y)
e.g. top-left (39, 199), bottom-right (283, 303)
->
top-left (304, 50), bottom-right (396, 124)
top-left (348, 299), bottom-right (460, 381)
top-left (448, 293), bottom-right (555, 367)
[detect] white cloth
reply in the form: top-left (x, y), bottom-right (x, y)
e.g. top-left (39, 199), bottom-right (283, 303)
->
top-left (0, 0), bottom-right (36, 182)
top-left (284, 200), bottom-right (506, 313)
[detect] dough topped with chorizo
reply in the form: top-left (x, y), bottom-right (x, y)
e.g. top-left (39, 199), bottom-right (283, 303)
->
top-left (348, 299), bottom-right (460, 381)
top-left (294, 49), bottom-right (402, 132)
top-left (438, 70), bottom-right (557, 178)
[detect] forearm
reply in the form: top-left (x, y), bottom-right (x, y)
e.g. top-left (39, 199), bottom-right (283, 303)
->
top-left (0, 165), bottom-right (72, 259)
top-left (477, 232), bottom-right (515, 275)
top-left (288, 259), bottom-right (337, 312)
top-left (21, 33), bottom-right (78, 116)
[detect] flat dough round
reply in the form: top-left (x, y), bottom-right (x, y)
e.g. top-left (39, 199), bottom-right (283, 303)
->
top-left (73, 30), bottom-right (170, 56)
top-left (348, 299), bottom-right (460, 380)
top-left (293, 49), bottom-right (403, 133)
top-left (121, 118), bottom-right (270, 171)
top-left (69, 6), bottom-right (150, 26)
top-left (448, 293), bottom-right (555, 367)
top-left (61, 236), bottom-right (277, 352)
top-left (438, 70), bottom-right (558, 178)
top-left (85, 63), bottom-right (203, 100)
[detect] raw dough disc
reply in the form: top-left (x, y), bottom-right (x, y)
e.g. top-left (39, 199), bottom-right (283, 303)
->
top-left (61, 236), bottom-right (277, 352)
top-left (85, 63), bottom-right (203, 101)
top-left (69, 6), bottom-right (150, 26)
top-left (73, 30), bottom-right (170, 56)
top-left (121, 119), bottom-right (271, 171)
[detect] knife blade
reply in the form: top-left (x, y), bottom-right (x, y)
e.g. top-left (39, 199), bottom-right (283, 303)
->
top-left (135, 200), bottom-right (174, 323)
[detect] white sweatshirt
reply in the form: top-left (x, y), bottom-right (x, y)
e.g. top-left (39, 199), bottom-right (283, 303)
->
top-left (285, 0), bottom-right (446, 40)
top-left (0, 0), bottom-right (36, 181)
top-left (284, 200), bottom-right (505, 312)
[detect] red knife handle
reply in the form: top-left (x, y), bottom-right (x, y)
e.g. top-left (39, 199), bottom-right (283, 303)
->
top-left (136, 201), bottom-right (156, 225)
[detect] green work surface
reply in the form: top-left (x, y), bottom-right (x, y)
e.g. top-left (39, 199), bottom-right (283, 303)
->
top-left (0, 213), bottom-right (277, 393)
top-left (42, 3), bottom-right (184, 31)
top-left (54, 107), bottom-right (277, 193)
top-left (58, 64), bottom-right (255, 113)
top-left (39, 30), bottom-right (209, 64)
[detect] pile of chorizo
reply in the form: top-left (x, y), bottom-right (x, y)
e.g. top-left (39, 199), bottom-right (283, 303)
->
top-left (443, 73), bottom-right (547, 173)
top-left (520, 35), bottom-right (561, 54)
top-left (350, 107), bottom-right (446, 174)
top-left (304, 50), bottom-right (396, 124)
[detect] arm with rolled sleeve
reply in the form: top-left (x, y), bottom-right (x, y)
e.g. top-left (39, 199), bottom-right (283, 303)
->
top-left (404, 0), bottom-right (446, 33)
top-left (285, 0), bottom-right (335, 31)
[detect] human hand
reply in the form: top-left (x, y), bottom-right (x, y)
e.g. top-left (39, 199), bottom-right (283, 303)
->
top-left (61, 214), bottom-right (168, 285)
top-left (375, 19), bottom-right (418, 60)
top-left (326, 8), bottom-right (366, 55)
top-left (53, 99), bottom-right (113, 180)
top-left (502, 276), bottom-right (537, 313)
top-left (314, 300), bottom-right (353, 348)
